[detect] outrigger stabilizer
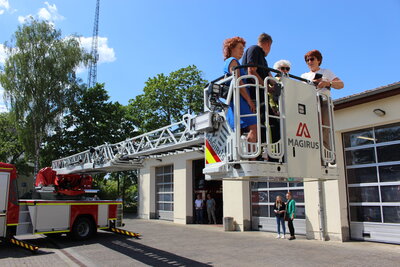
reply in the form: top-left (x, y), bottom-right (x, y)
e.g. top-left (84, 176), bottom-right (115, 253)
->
top-left (7, 236), bottom-right (39, 252)
top-left (106, 227), bottom-right (141, 239)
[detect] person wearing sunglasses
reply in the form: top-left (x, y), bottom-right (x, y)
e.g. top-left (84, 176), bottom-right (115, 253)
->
top-left (301, 50), bottom-right (344, 151)
top-left (273, 59), bottom-right (291, 76)
top-left (301, 50), bottom-right (344, 94)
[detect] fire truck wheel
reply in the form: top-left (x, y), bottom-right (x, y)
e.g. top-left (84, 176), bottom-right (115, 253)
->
top-left (70, 217), bottom-right (95, 240)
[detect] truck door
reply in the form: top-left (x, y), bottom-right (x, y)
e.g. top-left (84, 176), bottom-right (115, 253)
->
top-left (0, 172), bottom-right (10, 237)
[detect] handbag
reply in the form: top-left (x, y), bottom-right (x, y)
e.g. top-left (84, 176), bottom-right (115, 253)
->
top-left (284, 200), bottom-right (290, 221)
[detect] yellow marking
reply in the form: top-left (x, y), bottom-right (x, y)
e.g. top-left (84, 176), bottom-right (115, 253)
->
top-left (18, 202), bottom-right (35, 206)
top-left (205, 147), bottom-right (217, 164)
top-left (0, 167), bottom-right (14, 170)
top-left (7, 223), bottom-right (18, 226)
top-left (35, 230), bottom-right (70, 234)
top-left (98, 227), bottom-right (109, 229)
top-left (109, 218), bottom-right (116, 220)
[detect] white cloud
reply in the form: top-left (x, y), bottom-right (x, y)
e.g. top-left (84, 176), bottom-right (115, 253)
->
top-left (0, 44), bottom-right (7, 64)
top-left (75, 36), bottom-right (116, 74)
top-left (78, 36), bottom-right (116, 64)
top-left (0, 86), bottom-right (8, 113)
top-left (38, 2), bottom-right (63, 21)
top-left (19, 2), bottom-right (64, 24)
top-left (0, 0), bottom-right (9, 14)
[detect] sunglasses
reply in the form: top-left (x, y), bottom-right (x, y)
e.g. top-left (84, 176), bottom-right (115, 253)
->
top-left (279, 67), bottom-right (290, 71)
top-left (306, 57), bottom-right (315, 62)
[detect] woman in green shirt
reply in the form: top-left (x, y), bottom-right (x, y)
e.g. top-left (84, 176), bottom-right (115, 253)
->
top-left (286, 192), bottom-right (296, 240)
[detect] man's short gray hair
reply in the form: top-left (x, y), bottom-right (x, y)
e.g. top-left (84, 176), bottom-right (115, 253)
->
top-left (273, 59), bottom-right (292, 70)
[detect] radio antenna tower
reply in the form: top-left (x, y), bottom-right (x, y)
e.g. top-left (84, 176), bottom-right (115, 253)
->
top-left (87, 0), bottom-right (100, 88)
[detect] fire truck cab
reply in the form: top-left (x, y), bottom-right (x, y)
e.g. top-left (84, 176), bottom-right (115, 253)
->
top-left (196, 66), bottom-right (338, 182)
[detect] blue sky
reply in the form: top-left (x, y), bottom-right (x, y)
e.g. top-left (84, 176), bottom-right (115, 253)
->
top-left (1, 0), bottom-right (399, 112)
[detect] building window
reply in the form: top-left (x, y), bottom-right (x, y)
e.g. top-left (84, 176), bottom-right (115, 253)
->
top-left (155, 165), bottom-right (174, 212)
top-left (343, 122), bottom-right (400, 224)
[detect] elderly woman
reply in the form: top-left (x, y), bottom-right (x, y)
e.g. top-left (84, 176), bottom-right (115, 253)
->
top-left (223, 37), bottom-right (257, 145)
top-left (273, 59), bottom-right (291, 75)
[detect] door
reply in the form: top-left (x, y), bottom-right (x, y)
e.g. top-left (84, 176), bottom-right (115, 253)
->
top-left (155, 165), bottom-right (174, 221)
top-left (0, 172), bottom-right (10, 237)
top-left (343, 123), bottom-right (400, 244)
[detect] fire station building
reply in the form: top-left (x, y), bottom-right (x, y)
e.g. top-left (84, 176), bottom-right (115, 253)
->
top-left (137, 82), bottom-right (400, 244)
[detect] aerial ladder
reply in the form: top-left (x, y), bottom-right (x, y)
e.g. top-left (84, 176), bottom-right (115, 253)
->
top-left (51, 65), bottom-right (338, 183)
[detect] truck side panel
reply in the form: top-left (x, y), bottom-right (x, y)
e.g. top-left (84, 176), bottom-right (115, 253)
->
top-left (70, 205), bottom-right (98, 229)
top-left (0, 172), bottom-right (10, 237)
top-left (34, 205), bottom-right (70, 233)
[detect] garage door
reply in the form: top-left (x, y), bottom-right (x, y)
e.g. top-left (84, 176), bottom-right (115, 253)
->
top-left (156, 165), bottom-right (174, 221)
top-left (251, 182), bottom-right (306, 235)
top-left (343, 122), bottom-right (400, 244)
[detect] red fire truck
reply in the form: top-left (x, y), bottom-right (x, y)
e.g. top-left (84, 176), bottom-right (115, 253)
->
top-left (0, 162), bottom-right (138, 252)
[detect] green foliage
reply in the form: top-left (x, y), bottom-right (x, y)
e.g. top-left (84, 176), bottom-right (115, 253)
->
top-left (0, 112), bottom-right (23, 163)
top-left (127, 65), bottom-right (207, 132)
top-left (94, 171), bottom-right (138, 212)
top-left (41, 83), bottom-right (135, 167)
top-left (0, 19), bottom-right (89, 174)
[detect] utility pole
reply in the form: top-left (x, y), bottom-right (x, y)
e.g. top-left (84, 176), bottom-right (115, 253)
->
top-left (87, 0), bottom-right (100, 88)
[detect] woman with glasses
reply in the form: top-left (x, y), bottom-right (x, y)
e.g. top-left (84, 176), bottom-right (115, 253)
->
top-left (273, 59), bottom-right (291, 76)
top-left (301, 50), bottom-right (344, 93)
top-left (301, 50), bottom-right (344, 151)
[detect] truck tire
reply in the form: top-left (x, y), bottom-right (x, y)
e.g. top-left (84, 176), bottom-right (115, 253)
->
top-left (70, 217), bottom-right (95, 240)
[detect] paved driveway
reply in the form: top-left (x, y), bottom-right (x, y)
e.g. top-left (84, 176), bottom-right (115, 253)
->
top-left (1, 217), bottom-right (399, 266)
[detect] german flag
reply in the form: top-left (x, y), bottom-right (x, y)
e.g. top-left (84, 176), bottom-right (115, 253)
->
top-left (205, 139), bottom-right (221, 164)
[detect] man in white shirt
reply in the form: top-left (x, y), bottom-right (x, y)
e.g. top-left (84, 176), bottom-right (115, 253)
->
top-left (194, 194), bottom-right (204, 224)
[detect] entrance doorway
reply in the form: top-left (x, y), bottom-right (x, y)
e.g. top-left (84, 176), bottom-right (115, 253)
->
top-left (192, 159), bottom-right (223, 224)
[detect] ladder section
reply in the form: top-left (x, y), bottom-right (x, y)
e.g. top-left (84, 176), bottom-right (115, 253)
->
top-left (52, 114), bottom-right (203, 174)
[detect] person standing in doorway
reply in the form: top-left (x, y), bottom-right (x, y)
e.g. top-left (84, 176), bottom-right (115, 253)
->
top-left (206, 193), bottom-right (217, 224)
top-left (273, 195), bottom-right (286, 238)
top-left (194, 194), bottom-right (204, 224)
top-left (286, 191), bottom-right (296, 240)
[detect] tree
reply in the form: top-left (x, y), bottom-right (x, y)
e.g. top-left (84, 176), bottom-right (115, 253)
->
top-left (0, 19), bottom-right (89, 176)
top-left (41, 83), bottom-right (135, 167)
top-left (41, 83), bottom-right (138, 210)
top-left (0, 112), bottom-right (24, 163)
top-left (127, 65), bottom-right (207, 132)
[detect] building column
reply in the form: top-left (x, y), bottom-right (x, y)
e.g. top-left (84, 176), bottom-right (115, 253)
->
top-left (304, 179), bottom-right (347, 241)
top-left (173, 159), bottom-right (193, 224)
top-left (222, 180), bottom-right (251, 231)
top-left (138, 164), bottom-right (156, 219)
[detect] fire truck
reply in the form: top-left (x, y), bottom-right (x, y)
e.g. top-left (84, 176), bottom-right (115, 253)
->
top-left (0, 162), bottom-right (138, 252)
top-left (1, 65), bottom-right (338, 251)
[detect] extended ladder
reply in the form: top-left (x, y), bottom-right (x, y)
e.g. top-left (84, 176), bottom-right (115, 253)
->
top-left (52, 114), bottom-right (203, 174)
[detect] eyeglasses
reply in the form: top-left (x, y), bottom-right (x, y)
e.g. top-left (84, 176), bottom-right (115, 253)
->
top-left (279, 67), bottom-right (290, 71)
top-left (306, 57), bottom-right (315, 62)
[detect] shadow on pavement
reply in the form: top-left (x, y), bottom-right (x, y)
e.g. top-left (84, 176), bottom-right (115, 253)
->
top-left (0, 239), bottom-right (54, 259)
top-left (2, 231), bottom-right (212, 266)
top-left (102, 238), bottom-right (212, 267)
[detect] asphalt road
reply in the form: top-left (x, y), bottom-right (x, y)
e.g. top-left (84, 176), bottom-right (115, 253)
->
top-left (1, 217), bottom-right (399, 267)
